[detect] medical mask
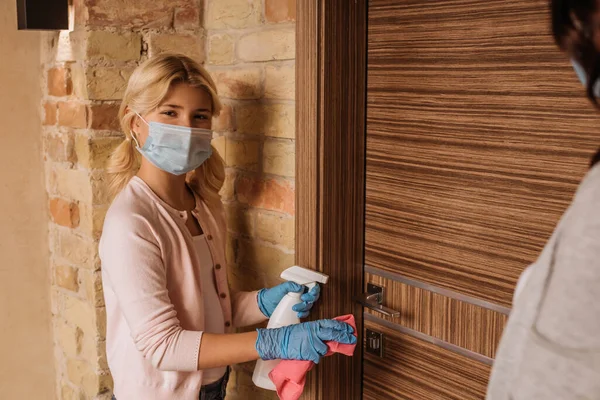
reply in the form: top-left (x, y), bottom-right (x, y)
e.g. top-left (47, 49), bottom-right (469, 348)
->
top-left (133, 113), bottom-right (213, 176)
top-left (571, 58), bottom-right (600, 97)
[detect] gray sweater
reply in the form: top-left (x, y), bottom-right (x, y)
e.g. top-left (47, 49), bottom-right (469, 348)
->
top-left (487, 164), bottom-right (600, 399)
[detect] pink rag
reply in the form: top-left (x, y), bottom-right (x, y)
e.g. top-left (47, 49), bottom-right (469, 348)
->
top-left (268, 315), bottom-right (357, 400)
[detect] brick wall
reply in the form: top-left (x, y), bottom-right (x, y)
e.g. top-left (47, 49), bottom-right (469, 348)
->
top-left (205, 1), bottom-right (296, 398)
top-left (41, 0), bottom-right (296, 399)
top-left (42, 1), bottom-right (205, 399)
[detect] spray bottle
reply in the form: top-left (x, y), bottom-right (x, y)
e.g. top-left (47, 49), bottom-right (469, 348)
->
top-left (252, 266), bottom-right (329, 390)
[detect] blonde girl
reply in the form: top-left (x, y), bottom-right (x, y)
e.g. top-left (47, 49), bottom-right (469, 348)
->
top-left (99, 53), bottom-right (355, 400)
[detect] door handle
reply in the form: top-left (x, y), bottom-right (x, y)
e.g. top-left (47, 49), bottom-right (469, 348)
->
top-left (355, 283), bottom-right (401, 318)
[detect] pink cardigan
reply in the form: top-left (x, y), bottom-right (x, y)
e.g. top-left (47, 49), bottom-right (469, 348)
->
top-left (99, 176), bottom-right (266, 399)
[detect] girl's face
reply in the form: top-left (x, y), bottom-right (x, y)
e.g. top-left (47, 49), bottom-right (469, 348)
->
top-left (133, 82), bottom-right (213, 147)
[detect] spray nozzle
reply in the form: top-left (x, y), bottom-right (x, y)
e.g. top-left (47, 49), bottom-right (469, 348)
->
top-left (280, 266), bottom-right (328, 298)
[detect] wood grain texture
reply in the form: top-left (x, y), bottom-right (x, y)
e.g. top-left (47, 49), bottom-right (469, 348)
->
top-left (366, 0), bottom-right (600, 308)
top-left (364, 319), bottom-right (491, 400)
top-left (296, 2), bottom-right (319, 398)
top-left (366, 272), bottom-right (507, 359)
top-left (296, 1), bottom-right (367, 399)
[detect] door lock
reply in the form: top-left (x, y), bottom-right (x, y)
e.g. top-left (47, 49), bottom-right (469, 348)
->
top-left (366, 329), bottom-right (384, 357)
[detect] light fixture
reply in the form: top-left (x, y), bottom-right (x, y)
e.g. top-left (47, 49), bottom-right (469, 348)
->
top-left (17, 0), bottom-right (69, 30)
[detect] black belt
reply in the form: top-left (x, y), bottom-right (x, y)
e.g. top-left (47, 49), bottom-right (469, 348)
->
top-left (199, 366), bottom-right (230, 400)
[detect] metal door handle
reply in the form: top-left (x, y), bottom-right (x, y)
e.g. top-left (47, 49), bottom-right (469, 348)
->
top-left (355, 284), bottom-right (401, 318)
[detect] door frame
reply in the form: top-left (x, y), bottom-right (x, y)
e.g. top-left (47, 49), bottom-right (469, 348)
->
top-left (295, 2), bottom-right (367, 399)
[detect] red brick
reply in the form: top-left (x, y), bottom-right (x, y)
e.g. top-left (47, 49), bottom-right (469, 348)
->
top-left (43, 102), bottom-right (57, 126)
top-left (58, 102), bottom-right (88, 129)
top-left (236, 176), bottom-right (295, 215)
top-left (73, 0), bottom-right (87, 28)
top-left (174, 4), bottom-right (201, 29)
top-left (48, 67), bottom-right (72, 97)
top-left (85, 0), bottom-right (197, 29)
top-left (50, 198), bottom-right (81, 228)
top-left (265, 0), bottom-right (296, 23)
top-left (89, 103), bottom-right (120, 130)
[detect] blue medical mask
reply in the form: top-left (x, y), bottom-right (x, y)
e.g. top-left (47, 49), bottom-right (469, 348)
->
top-left (571, 58), bottom-right (600, 97)
top-left (133, 113), bottom-right (213, 176)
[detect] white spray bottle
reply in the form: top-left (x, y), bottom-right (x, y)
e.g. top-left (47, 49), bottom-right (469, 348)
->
top-left (252, 266), bottom-right (329, 390)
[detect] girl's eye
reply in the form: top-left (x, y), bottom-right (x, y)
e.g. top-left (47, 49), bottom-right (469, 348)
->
top-left (161, 111), bottom-right (176, 117)
top-left (195, 114), bottom-right (208, 120)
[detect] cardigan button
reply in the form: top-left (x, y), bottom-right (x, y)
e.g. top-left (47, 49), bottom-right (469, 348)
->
top-left (207, 234), bottom-right (213, 241)
top-left (225, 321), bottom-right (231, 328)
top-left (220, 292), bottom-right (227, 299)
top-left (215, 264), bottom-right (222, 270)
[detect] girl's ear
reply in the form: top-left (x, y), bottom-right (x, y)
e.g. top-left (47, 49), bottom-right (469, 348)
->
top-left (126, 106), bottom-right (141, 134)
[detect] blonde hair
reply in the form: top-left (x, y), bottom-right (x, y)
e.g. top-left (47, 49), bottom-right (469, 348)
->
top-left (108, 53), bottom-right (225, 207)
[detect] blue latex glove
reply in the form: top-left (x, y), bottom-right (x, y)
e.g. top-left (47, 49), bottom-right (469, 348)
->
top-left (256, 319), bottom-right (356, 364)
top-left (257, 282), bottom-right (321, 318)
top-left (292, 284), bottom-right (320, 318)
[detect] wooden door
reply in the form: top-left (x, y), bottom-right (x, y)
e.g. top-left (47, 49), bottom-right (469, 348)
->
top-left (362, 0), bottom-right (599, 399)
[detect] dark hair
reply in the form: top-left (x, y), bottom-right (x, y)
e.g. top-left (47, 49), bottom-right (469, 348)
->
top-left (551, 0), bottom-right (600, 166)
